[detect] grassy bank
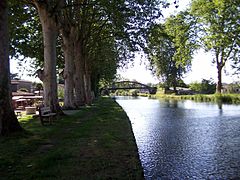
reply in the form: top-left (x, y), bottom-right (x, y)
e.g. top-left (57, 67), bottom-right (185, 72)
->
top-left (151, 93), bottom-right (240, 104)
top-left (0, 98), bottom-right (144, 179)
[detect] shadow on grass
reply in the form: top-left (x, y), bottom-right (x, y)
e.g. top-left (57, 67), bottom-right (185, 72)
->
top-left (0, 97), bottom-right (144, 179)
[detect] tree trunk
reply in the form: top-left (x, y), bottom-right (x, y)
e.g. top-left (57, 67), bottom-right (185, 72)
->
top-left (0, 0), bottom-right (22, 135)
top-left (74, 39), bottom-right (85, 107)
top-left (216, 65), bottom-right (222, 94)
top-left (91, 73), bottom-right (100, 98)
top-left (84, 60), bottom-right (92, 105)
top-left (62, 29), bottom-right (75, 109)
top-left (34, 3), bottom-right (60, 113)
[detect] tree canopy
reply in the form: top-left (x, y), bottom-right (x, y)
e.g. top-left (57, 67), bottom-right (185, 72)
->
top-left (190, 0), bottom-right (240, 93)
top-left (146, 11), bottom-right (197, 90)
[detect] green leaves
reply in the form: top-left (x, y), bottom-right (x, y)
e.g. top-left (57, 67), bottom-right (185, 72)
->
top-left (191, 0), bottom-right (240, 92)
top-left (146, 11), bottom-right (197, 89)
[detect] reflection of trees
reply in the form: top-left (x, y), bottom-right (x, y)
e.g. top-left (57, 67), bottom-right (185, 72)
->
top-left (217, 102), bottom-right (222, 110)
top-left (163, 99), bottom-right (178, 108)
top-left (217, 102), bottom-right (223, 116)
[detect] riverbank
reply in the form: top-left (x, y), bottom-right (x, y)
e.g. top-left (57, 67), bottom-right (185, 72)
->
top-left (148, 93), bottom-right (240, 104)
top-left (0, 97), bottom-right (144, 179)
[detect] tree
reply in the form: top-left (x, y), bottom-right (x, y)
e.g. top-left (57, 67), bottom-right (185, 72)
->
top-left (9, 2), bottom-right (64, 74)
top-left (191, 0), bottom-right (240, 93)
top-left (189, 79), bottom-right (216, 94)
top-left (22, 1), bottom-right (64, 113)
top-left (0, 0), bottom-right (22, 135)
top-left (146, 12), bottom-right (196, 91)
top-left (9, 0), bottom-right (171, 110)
top-left (9, 3), bottom-right (43, 67)
top-left (58, 0), bottom-right (167, 107)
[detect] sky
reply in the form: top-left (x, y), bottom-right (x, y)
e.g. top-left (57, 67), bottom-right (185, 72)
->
top-left (10, 0), bottom-right (239, 84)
top-left (117, 0), bottom-right (239, 84)
top-left (117, 49), bottom-right (238, 85)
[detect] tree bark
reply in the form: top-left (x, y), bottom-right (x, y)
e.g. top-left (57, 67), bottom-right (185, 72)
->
top-left (84, 61), bottom-right (92, 105)
top-left (74, 39), bottom-right (85, 107)
top-left (216, 64), bottom-right (222, 94)
top-left (0, 0), bottom-right (22, 135)
top-left (34, 3), bottom-right (60, 113)
top-left (91, 73), bottom-right (100, 98)
top-left (215, 53), bottom-right (223, 94)
top-left (62, 28), bottom-right (75, 109)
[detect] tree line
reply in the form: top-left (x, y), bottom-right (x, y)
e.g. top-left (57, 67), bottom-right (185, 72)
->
top-left (145, 0), bottom-right (240, 93)
top-left (1, 0), bottom-right (240, 135)
top-left (0, 0), bottom-right (169, 135)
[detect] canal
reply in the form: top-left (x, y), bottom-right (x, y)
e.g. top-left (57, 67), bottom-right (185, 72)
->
top-left (116, 96), bottom-right (240, 179)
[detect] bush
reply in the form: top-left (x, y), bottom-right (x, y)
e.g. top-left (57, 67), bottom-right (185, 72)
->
top-left (130, 90), bottom-right (138, 97)
top-left (189, 79), bottom-right (216, 94)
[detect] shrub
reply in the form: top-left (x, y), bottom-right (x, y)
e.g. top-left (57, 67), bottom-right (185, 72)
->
top-left (189, 79), bottom-right (216, 94)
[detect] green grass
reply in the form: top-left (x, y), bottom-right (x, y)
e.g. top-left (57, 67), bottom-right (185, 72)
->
top-left (151, 93), bottom-right (240, 104)
top-left (0, 97), bottom-right (144, 180)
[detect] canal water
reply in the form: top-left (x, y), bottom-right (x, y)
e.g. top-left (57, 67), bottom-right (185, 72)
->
top-left (116, 96), bottom-right (240, 179)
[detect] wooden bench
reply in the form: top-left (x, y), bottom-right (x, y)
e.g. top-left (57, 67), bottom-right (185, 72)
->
top-left (39, 106), bottom-right (57, 125)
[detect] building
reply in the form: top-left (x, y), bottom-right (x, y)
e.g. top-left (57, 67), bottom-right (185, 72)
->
top-left (11, 80), bottom-right (43, 110)
top-left (222, 83), bottom-right (240, 94)
top-left (11, 80), bottom-right (32, 92)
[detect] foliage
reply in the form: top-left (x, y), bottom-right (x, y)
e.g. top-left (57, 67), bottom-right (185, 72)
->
top-left (58, 85), bottom-right (64, 100)
top-left (190, 0), bottom-right (240, 93)
top-left (154, 93), bottom-right (240, 104)
top-left (146, 11), bottom-right (197, 90)
top-left (59, 0), bottom-right (170, 90)
top-left (10, 72), bottom-right (20, 80)
top-left (9, 1), bottom-right (65, 77)
top-left (189, 79), bottom-right (216, 94)
top-left (130, 89), bottom-right (139, 96)
top-left (7, 0), bottom-right (179, 107)
top-left (9, 0), bottom-right (172, 83)
top-left (32, 82), bottom-right (43, 94)
top-left (178, 79), bottom-right (189, 88)
top-left (9, 2), bottom-right (43, 73)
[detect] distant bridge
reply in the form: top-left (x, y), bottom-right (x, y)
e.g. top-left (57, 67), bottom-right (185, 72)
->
top-left (102, 81), bottom-right (157, 94)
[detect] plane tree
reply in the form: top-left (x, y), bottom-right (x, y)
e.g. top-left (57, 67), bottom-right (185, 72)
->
top-left (58, 0), bottom-right (167, 107)
top-left (9, 3), bottom-right (64, 75)
top-left (146, 12), bottom-right (197, 92)
top-left (0, 0), bottom-right (23, 135)
top-left (8, 0), bottom-right (171, 109)
top-left (9, 3), bottom-right (43, 68)
top-left (10, 0), bottom-right (67, 113)
top-left (190, 0), bottom-right (240, 93)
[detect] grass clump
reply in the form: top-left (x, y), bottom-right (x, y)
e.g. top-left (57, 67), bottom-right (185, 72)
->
top-left (153, 92), bottom-right (240, 104)
top-left (0, 97), bottom-right (143, 180)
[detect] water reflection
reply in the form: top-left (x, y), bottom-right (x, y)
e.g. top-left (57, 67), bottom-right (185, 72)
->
top-left (116, 96), bottom-right (240, 179)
